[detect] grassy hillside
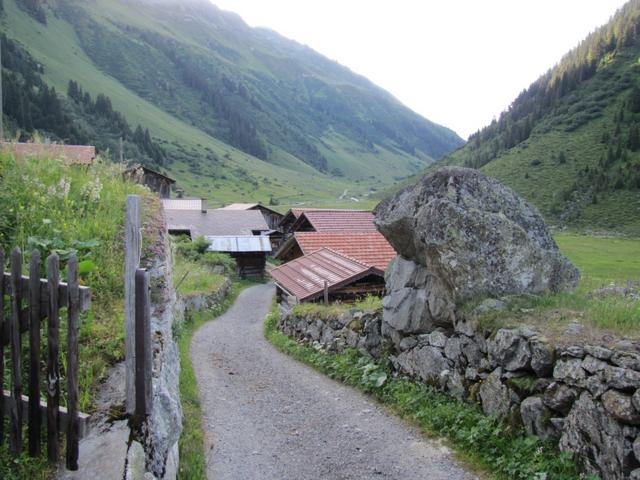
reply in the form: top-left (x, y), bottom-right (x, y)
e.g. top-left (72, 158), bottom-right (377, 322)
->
top-left (0, 0), bottom-right (463, 207)
top-left (380, 0), bottom-right (640, 236)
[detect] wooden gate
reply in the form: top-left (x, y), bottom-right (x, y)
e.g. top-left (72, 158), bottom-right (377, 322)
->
top-left (0, 248), bottom-right (91, 470)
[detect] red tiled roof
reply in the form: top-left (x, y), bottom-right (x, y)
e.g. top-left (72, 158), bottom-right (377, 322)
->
top-left (2, 142), bottom-right (96, 165)
top-left (293, 232), bottom-right (396, 270)
top-left (270, 248), bottom-right (383, 301)
top-left (295, 210), bottom-right (376, 232)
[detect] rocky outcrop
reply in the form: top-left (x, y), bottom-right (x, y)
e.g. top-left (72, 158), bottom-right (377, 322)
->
top-left (278, 168), bottom-right (637, 479)
top-left (374, 167), bottom-right (579, 321)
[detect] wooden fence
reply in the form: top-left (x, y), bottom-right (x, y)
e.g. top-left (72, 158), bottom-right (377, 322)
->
top-left (0, 248), bottom-right (91, 470)
top-left (125, 194), bottom-right (152, 420)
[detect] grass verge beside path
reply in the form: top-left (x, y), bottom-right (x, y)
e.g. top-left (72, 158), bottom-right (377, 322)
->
top-left (264, 307), bottom-right (588, 480)
top-left (176, 280), bottom-right (256, 480)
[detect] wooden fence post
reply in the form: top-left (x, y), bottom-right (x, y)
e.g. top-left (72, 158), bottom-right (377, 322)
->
top-left (47, 253), bottom-right (60, 463)
top-left (10, 248), bottom-right (23, 454)
top-left (66, 256), bottom-right (80, 470)
top-left (125, 195), bottom-right (141, 414)
top-left (134, 269), bottom-right (152, 418)
top-left (323, 280), bottom-right (329, 305)
top-left (28, 250), bottom-right (42, 456)
top-left (0, 249), bottom-right (4, 447)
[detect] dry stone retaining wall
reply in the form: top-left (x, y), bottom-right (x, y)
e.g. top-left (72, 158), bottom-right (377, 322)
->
top-left (278, 305), bottom-right (640, 480)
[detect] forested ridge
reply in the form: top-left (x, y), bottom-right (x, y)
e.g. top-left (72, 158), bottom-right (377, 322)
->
top-left (431, 0), bottom-right (640, 235)
top-left (1, 33), bottom-right (167, 167)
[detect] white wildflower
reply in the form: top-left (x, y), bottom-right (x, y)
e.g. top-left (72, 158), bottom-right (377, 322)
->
top-left (58, 178), bottom-right (71, 198)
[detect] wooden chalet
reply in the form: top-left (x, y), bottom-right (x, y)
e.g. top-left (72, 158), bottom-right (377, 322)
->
top-left (1, 141), bottom-right (96, 165)
top-left (271, 248), bottom-right (385, 305)
top-left (125, 164), bottom-right (176, 198)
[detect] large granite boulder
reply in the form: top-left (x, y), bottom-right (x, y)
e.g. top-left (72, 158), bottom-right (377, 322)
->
top-left (374, 167), bottom-right (579, 311)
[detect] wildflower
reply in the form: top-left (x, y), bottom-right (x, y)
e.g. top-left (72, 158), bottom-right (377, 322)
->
top-left (58, 177), bottom-right (71, 198)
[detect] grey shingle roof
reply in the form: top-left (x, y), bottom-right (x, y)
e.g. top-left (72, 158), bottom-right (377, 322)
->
top-left (165, 209), bottom-right (268, 236)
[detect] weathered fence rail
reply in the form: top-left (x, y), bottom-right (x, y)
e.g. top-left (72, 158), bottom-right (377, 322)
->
top-left (0, 248), bottom-right (91, 470)
top-left (124, 195), bottom-right (152, 421)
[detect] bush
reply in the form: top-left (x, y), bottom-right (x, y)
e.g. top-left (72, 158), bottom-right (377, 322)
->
top-left (202, 252), bottom-right (236, 274)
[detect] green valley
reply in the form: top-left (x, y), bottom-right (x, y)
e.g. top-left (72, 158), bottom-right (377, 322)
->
top-left (0, 0), bottom-right (462, 208)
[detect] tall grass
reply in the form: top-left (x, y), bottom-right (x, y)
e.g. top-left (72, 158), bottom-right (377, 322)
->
top-left (0, 153), bottom-right (150, 476)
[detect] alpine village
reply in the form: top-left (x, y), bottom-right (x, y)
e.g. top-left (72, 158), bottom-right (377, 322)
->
top-left (0, 1), bottom-right (639, 479)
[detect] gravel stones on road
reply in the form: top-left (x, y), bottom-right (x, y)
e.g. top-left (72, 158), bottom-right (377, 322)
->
top-left (190, 284), bottom-right (475, 480)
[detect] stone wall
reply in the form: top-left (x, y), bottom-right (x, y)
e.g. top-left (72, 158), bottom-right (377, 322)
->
top-left (278, 305), bottom-right (640, 480)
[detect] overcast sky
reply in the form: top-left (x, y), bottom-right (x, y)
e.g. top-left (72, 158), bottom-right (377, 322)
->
top-left (211, 0), bottom-right (629, 139)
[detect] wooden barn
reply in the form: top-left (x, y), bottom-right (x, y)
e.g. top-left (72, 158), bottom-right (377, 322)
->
top-left (125, 164), bottom-right (175, 198)
top-left (205, 235), bottom-right (272, 278)
top-left (270, 248), bottom-right (385, 305)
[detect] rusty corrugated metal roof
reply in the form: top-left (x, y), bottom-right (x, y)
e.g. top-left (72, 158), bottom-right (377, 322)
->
top-left (293, 210), bottom-right (376, 232)
top-left (292, 232), bottom-right (396, 270)
top-left (2, 142), bottom-right (96, 165)
top-left (270, 248), bottom-right (383, 301)
top-left (205, 235), bottom-right (272, 253)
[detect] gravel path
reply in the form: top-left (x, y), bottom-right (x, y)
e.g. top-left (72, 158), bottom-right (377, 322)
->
top-left (190, 283), bottom-right (476, 480)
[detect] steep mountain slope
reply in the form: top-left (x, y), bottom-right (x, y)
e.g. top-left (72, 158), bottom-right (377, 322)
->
top-left (1, 0), bottom-right (462, 206)
top-left (426, 0), bottom-right (640, 235)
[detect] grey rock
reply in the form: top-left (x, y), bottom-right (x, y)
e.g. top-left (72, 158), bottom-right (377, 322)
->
top-left (382, 257), bottom-right (455, 333)
top-left (612, 351), bottom-right (640, 371)
top-left (488, 329), bottom-right (531, 372)
top-left (399, 336), bottom-right (418, 351)
top-left (563, 346), bottom-right (585, 359)
top-left (521, 396), bottom-right (555, 440)
top-left (394, 346), bottom-right (450, 385)
top-left (125, 441), bottom-right (146, 480)
top-left (465, 367), bottom-right (480, 381)
top-left (585, 345), bottom-right (614, 361)
top-left (471, 298), bottom-right (507, 316)
top-left (553, 358), bottom-right (587, 387)
top-left (443, 369), bottom-right (467, 401)
top-left (549, 417), bottom-right (565, 432)
top-left (582, 355), bottom-right (611, 374)
top-left (543, 382), bottom-right (577, 414)
top-left (374, 167), bottom-right (580, 304)
top-left (462, 338), bottom-right (483, 366)
top-left (602, 390), bottom-right (640, 425)
top-left (530, 336), bottom-right (554, 377)
top-left (585, 375), bottom-right (608, 399)
top-left (58, 421), bottom-right (129, 480)
top-left (444, 336), bottom-right (464, 363)
top-left (634, 390), bottom-right (640, 412)
top-left (479, 368), bottom-right (514, 418)
top-left (634, 437), bottom-right (640, 463)
top-left (603, 366), bottom-right (640, 391)
top-left (453, 315), bottom-right (478, 337)
top-left (427, 330), bottom-right (448, 348)
top-left (560, 392), bottom-right (635, 479)
top-left (632, 468), bottom-right (640, 480)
